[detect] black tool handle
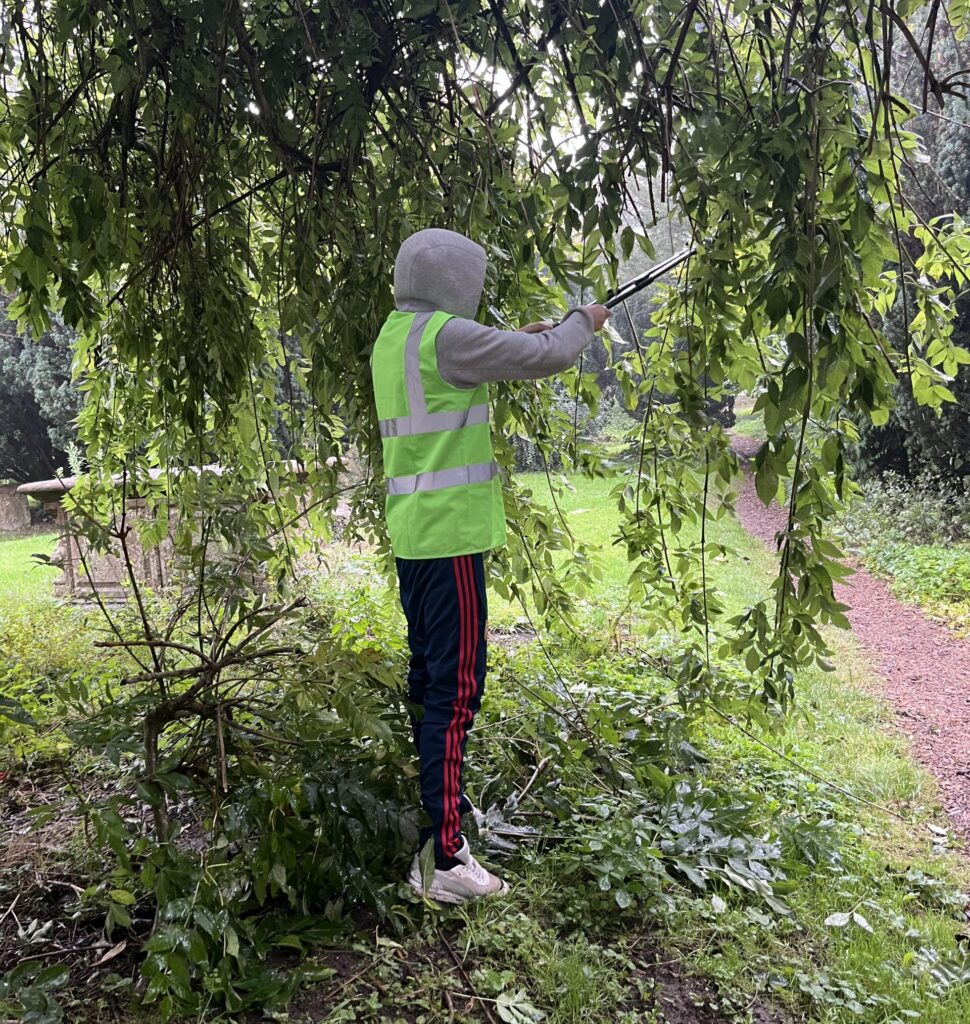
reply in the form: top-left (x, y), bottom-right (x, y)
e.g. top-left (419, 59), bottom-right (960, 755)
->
top-left (602, 246), bottom-right (695, 309)
top-left (543, 247), bottom-right (695, 327)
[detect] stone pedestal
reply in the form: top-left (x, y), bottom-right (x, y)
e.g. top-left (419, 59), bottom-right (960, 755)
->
top-left (15, 466), bottom-right (317, 603)
top-left (0, 483), bottom-right (31, 532)
top-left (51, 501), bottom-right (174, 603)
top-left (16, 476), bottom-right (173, 603)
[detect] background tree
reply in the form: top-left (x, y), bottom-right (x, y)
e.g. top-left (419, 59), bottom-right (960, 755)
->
top-left (852, 19), bottom-right (970, 486)
top-left (0, 294), bottom-right (79, 482)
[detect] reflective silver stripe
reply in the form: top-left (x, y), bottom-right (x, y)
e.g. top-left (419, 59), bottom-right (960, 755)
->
top-left (404, 312), bottom-right (434, 416)
top-left (379, 403), bottom-right (489, 438)
top-left (386, 460), bottom-right (499, 496)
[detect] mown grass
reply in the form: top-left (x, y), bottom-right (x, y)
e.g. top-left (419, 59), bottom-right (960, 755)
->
top-left (511, 471), bottom-right (954, 834)
top-left (0, 531), bottom-right (59, 604)
top-left (731, 395), bottom-right (767, 443)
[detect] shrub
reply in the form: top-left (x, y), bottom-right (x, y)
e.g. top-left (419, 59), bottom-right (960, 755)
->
top-left (0, 601), bottom-right (112, 760)
top-left (865, 544), bottom-right (970, 604)
top-left (837, 472), bottom-right (970, 548)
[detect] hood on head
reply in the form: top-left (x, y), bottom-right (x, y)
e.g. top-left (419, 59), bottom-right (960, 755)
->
top-left (393, 228), bottom-right (487, 320)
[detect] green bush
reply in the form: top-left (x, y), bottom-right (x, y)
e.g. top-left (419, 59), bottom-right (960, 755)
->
top-left (865, 543), bottom-right (970, 604)
top-left (8, 580), bottom-right (426, 1018)
top-left (838, 472), bottom-right (970, 548)
top-left (0, 601), bottom-right (111, 759)
top-left (0, 578), bottom-right (854, 1020)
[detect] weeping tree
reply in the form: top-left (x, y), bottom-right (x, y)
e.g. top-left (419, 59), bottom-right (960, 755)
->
top-left (3, 0), bottom-right (970, 822)
top-left (2, 0), bottom-right (970, 1010)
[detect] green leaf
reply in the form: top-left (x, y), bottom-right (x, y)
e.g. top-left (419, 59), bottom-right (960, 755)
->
top-left (29, 965), bottom-right (70, 994)
top-left (495, 989), bottom-right (546, 1023)
top-left (419, 839), bottom-right (436, 897)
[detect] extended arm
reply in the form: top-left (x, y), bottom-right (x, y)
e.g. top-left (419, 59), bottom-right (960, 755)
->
top-left (435, 308), bottom-right (603, 388)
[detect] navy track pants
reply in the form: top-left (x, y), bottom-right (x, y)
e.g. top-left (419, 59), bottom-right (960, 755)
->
top-left (396, 553), bottom-right (487, 868)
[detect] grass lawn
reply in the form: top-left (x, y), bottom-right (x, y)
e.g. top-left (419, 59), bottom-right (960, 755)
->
top-left (732, 406), bottom-right (768, 443)
top-left (487, 469), bottom-right (785, 636)
top-left (513, 470), bottom-right (956, 824)
top-left (0, 530), bottom-right (60, 604)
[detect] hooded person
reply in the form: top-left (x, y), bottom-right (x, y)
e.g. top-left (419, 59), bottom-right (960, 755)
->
top-left (370, 227), bottom-right (610, 904)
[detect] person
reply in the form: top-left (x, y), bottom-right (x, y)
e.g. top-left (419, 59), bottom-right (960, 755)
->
top-left (370, 228), bottom-right (610, 904)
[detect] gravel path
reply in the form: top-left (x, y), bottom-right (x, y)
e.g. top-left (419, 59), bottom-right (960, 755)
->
top-left (731, 436), bottom-right (970, 842)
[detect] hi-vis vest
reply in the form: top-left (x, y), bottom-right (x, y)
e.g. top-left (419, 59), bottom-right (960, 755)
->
top-left (370, 310), bottom-right (507, 559)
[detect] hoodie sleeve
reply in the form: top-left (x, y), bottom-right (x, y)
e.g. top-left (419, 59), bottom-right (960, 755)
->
top-left (434, 309), bottom-right (597, 388)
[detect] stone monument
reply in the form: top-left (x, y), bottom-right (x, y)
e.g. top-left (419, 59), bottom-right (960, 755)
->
top-left (0, 482), bottom-right (31, 532)
top-left (15, 461), bottom-right (348, 603)
top-left (15, 475), bottom-right (171, 603)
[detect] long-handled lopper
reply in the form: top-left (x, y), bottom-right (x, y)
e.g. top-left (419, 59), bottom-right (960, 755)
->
top-left (601, 245), bottom-right (695, 309)
top-left (535, 246), bottom-right (695, 328)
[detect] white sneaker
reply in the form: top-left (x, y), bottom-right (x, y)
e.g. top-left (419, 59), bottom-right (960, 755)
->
top-left (408, 837), bottom-right (509, 905)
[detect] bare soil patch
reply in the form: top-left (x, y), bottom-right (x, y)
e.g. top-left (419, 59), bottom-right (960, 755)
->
top-left (287, 931), bottom-right (792, 1024)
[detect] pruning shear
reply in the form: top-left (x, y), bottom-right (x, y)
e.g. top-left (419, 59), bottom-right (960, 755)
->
top-left (602, 245), bottom-right (695, 309)
top-left (489, 247), bottom-right (695, 331)
top-left (526, 246), bottom-right (695, 330)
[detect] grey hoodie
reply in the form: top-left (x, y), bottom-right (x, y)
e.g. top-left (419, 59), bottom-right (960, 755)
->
top-left (393, 228), bottom-right (595, 388)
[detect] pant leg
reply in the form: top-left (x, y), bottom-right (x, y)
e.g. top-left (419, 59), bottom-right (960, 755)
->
top-left (396, 558), bottom-right (430, 753)
top-left (404, 553), bottom-right (487, 867)
top-left (455, 555), bottom-right (486, 819)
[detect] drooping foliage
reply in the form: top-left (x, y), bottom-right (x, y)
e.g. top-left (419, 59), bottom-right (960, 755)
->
top-left (854, 289), bottom-right (970, 483)
top-left (3, 0), bottom-right (969, 696)
top-left (850, 16), bottom-right (970, 486)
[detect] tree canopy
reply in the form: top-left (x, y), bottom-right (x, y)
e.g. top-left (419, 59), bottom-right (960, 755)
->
top-left (851, 20), bottom-right (970, 485)
top-left (2, 0), bottom-right (970, 706)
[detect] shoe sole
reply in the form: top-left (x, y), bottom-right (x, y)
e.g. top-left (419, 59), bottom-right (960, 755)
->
top-left (407, 871), bottom-right (509, 905)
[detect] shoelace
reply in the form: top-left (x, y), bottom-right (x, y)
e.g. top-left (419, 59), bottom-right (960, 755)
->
top-left (463, 856), bottom-right (490, 886)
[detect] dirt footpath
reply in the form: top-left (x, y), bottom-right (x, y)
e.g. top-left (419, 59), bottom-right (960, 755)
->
top-left (732, 436), bottom-right (970, 844)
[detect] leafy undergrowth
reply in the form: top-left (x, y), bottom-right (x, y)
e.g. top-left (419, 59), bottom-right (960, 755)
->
top-left (283, 920), bottom-right (790, 1024)
top-left (862, 542), bottom-right (970, 637)
top-left (2, 476), bottom-right (970, 1023)
top-left (833, 471), bottom-right (970, 636)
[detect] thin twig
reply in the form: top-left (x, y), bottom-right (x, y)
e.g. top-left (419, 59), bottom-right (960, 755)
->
top-left (0, 894), bottom-right (20, 927)
top-left (513, 755), bottom-right (552, 805)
